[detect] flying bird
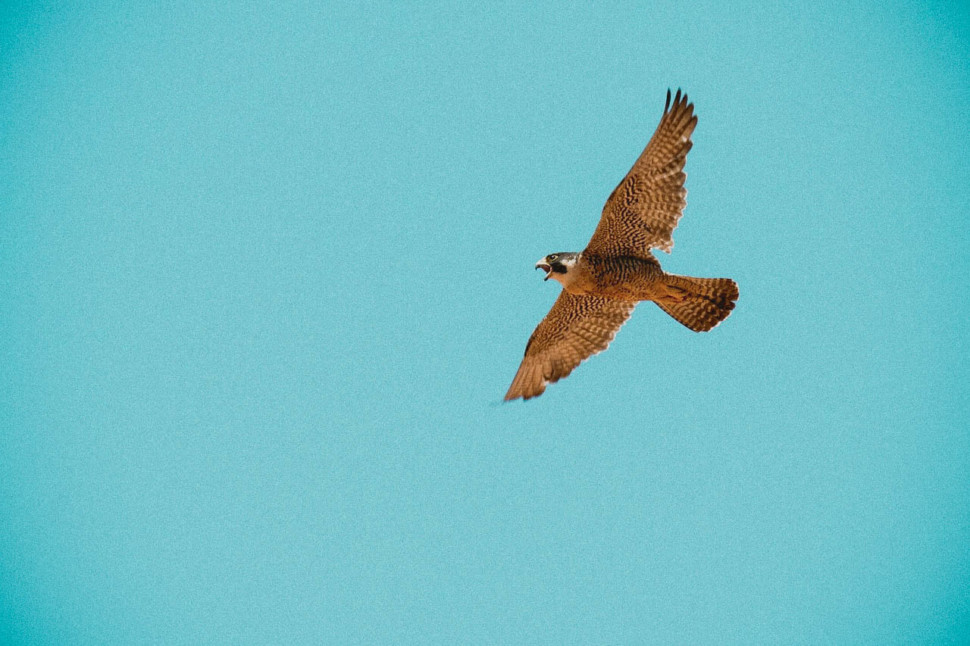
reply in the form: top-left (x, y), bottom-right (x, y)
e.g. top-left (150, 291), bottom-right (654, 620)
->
top-left (505, 89), bottom-right (738, 401)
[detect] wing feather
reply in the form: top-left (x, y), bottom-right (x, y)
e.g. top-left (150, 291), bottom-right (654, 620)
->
top-left (585, 88), bottom-right (697, 257)
top-left (504, 292), bottom-right (636, 401)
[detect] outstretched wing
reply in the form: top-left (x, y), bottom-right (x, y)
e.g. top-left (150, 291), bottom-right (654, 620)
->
top-left (585, 89), bottom-right (697, 257)
top-left (505, 292), bottom-right (635, 401)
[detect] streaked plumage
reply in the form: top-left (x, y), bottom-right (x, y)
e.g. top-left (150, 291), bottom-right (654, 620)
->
top-left (505, 89), bottom-right (739, 401)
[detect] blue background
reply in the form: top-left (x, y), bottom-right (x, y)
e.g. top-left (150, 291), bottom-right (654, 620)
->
top-left (2, 1), bottom-right (968, 643)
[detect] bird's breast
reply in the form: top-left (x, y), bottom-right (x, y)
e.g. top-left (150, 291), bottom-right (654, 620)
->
top-left (578, 255), bottom-right (664, 301)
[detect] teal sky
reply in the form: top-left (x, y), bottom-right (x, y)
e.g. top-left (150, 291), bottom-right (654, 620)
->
top-left (2, 1), bottom-right (969, 643)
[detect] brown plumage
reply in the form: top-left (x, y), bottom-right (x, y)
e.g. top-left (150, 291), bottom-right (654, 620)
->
top-left (504, 89), bottom-right (738, 401)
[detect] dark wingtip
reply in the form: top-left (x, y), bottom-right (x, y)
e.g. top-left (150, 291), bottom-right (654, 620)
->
top-left (665, 87), bottom-right (695, 120)
top-left (666, 87), bottom-right (693, 115)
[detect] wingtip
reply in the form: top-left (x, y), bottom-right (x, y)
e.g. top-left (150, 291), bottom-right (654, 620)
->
top-left (665, 87), bottom-right (693, 115)
top-left (503, 376), bottom-right (546, 402)
top-left (503, 382), bottom-right (519, 402)
top-left (662, 87), bottom-right (696, 130)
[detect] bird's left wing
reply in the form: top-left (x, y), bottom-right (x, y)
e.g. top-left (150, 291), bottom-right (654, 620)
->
top-left (584, 89), bottom-right (697, 257)
top-left (505, 291), bottom-right (635, 401)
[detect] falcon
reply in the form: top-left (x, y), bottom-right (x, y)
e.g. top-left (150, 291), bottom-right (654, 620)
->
top-left (505, 89), bottom-right (738, 401)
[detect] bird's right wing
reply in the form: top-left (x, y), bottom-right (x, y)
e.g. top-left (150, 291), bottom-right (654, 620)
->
top-left (505, 291), bottom-right (635, 401)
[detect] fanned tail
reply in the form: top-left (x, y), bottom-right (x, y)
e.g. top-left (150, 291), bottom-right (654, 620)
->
top-left (655, 274), bottom-right (738, 332)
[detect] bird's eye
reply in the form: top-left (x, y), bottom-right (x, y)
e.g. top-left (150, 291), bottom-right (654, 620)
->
top-left (548, 254), bottom-right (558, 261)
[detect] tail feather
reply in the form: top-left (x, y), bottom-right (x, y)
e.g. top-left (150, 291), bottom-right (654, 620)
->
top-left (655, 274), bottom-right (738, 332)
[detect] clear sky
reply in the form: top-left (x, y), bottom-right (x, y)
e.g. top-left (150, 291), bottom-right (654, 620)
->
top-left (2, 1), bottom-right (968, 643)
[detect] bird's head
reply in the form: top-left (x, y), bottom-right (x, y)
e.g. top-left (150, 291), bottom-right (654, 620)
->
top-left (535, 252), bottom-right (580, 285)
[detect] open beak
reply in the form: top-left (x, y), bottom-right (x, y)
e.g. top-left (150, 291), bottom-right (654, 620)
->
top-left (535, 259), bottom-right (552, 281)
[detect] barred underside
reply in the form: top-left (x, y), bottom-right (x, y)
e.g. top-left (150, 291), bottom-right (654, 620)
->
top-left (505, 90), bottom-right (739, 402)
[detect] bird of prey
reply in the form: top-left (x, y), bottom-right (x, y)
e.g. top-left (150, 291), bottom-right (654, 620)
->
top-left (505, 89), bottom-right (738, 401)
